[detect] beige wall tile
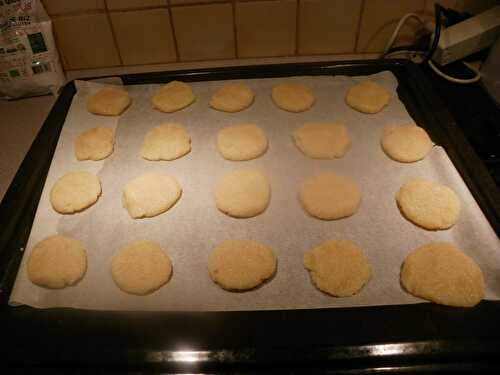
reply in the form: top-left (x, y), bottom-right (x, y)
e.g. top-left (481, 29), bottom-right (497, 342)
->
top-left (111, 9), bottom-right (176, 65)
top-left (42, 0), bottom-right (105, 15)
top-left (172, 3), bottom-right (235, 61)
top-left (53, 14), bottom-right (121, 69)
top-left (424, 0), bottom-right (457, 17)
top-left (455, 0), bottom-right (498, 14)
top-left (106, 0), bottom-right (167, 10)
top-left (298, 0), bottom-right (362, 55)
top-left (357, 0), bottom-right (426, 53)
top-left (236, 0), bottom-right (297, 58)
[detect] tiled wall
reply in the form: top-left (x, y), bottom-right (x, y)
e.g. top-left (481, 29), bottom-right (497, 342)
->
top-left (42, 0), bottom-right (495, 71)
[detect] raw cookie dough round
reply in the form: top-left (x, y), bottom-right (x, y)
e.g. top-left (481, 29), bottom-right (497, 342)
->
top-left (210, 83), bottom-right (255, 112)
top-left (272, 83), bottom-right (315, 112)
top-left (75, 127), bottom-right (114, 161)
top-left (111, 240), bottom-right (172, 295)
top-left (300, 173), bottom-right (361, 220)
top-left (214, 169), bottom-right (270, 218)
top-left (293, 122), bottom-right (351, 159)
top-left (152, 81), bottom-right (195, 113)
top-left (381, 125), bottom-right (433, 162)
top-left (50, 171), bottom-right (101, 214)
top-left (122, 173), bottom-right (181, 219)
top-left (345, 80), bottom-right (390, 114)
top-left (87, 87), bottom-right (131, 116)
top-left (396, 178), bottom-right (461, 230)
top-left (27, 235), bottom-right (87, 289)
top-left (217, 124), bottom-right (268, 161)
top-left (401, 242), bottom-right (484, 307)
top-left (304, 240), bottom-right (371, 297)
top-left (208, 240), bottom-right (277, 291)
top-left (141, 123), bottom-right (191, 161)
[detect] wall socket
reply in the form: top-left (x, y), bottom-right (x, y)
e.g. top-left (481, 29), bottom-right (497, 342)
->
top-left (432, 5), bottom-right (500, 65)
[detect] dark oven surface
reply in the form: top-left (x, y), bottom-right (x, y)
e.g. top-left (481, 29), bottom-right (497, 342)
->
top-left (0, 60), bottom-right (499, 373)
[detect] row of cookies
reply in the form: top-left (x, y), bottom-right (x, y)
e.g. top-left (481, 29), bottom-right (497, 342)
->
top-left (86, 79), bottom-right (391, 117)
top-left (76, 121), bottom-right (432, 164)
top-left (26, 235), bottom-right (485, 307)
top-left (49, 165), bottom-right (460, 231)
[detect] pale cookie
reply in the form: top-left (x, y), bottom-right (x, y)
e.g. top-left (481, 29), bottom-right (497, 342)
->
top-left (304, 240), bottom-right (371, 297)
top-left (217, 124), bottom-right (268, 161)
top-left (122, 173), bottom-right (181, 219)
top-left (345, 80), bottom-right (390, 114)
top-left (50, 171), bottom-right (101, 214)
top-left (272, 83), bottom-right (315, 112)
top-left (75, 127), bottom-right (114, 161)
top-left (27, 235), bottom-right (87, 289)
top-left (152, 81), bottom-right (195, 113)
top-left (210, 83), bottom-right (255, 112)
top-left (300, 173), bottom-right (361, 220)
top-left (87, 87), bottom-right (131, 116)
top-left (208, 240), bottom-right (277, 291)
top-left (396, 178), bottom-right (461, 230)
top-left (381, 125), bottom-right (433, 163)
top-left (111, 240), bottom-right (172, 295)
top-left (293, 122), bottom-right (351, 159)
top-left (141, 123), bottom-right (191, 161)
top-left (401, 242), bottom-right (484, 307)
top-left (214, 169), bottom-right (270, 218)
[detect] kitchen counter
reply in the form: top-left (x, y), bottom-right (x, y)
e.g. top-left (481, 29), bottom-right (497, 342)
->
top-left (0, 95), bottom-right (56, 201)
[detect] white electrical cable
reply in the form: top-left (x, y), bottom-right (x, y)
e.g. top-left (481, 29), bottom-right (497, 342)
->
top-left (384, 50), bottom-right (425, 63)
top-left (383, 13), bottom-right (425, 55)
top-left (384, 50), bottom-right (425, 58)
top-left (382, 11), bottom-right (481, 85)
top-left (427, 60), bottom-right (481, 84)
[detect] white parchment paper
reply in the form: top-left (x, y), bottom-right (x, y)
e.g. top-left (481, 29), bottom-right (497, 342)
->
top-left (9, 72), bottom-right (500, 311)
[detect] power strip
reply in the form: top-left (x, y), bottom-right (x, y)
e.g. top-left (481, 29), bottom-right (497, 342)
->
top-left (432, 5), bottom-right (500, 66)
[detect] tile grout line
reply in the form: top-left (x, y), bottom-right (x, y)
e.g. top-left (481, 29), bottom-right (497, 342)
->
top-left (234, 0), bottom-right (288, 2)
top-left (48, 1), bottom-right (233, 18)
top-left (170, 0), bottom-right (230, 7)
top-left (63, 52), bottom-right (377, 73)
top-left (104, 5), bottom-right (168, 13)
top-left (295, 0), bottom-right (300, 56)
top-left (166, 0), bottom-right (181, 62)
top-left (108, 5), bottom-right (168, 13)
top-left (49, 17), bottom-right (69, 70)
top-left (232, 0), bottom-right (239, 59)
top-left (354, 0), bottom-right (366, 53)
top-left (49, 9), bottom-right (107, 18)
top-left (104, 0), bottom-right (124, 66)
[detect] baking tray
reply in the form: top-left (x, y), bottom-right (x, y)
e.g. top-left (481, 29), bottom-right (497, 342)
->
top-left (0, 60), bottom-right (499, 373)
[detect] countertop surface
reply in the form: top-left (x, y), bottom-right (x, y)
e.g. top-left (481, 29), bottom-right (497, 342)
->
top-left (0, 95), bottom-right (56, 201)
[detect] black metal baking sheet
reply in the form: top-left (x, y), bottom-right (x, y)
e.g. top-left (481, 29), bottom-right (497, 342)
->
top-left (0, 60), bottom-right (499, 373)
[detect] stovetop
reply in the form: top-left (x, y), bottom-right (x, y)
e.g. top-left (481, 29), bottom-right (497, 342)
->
top-left (422, 63), bottom-right (500, 186)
